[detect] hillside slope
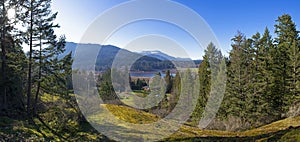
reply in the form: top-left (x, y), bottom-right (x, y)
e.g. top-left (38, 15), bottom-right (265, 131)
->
top-left (1, 102), bottom-right (299, 141)
top-left (99, 104), bottom-right (300, 142)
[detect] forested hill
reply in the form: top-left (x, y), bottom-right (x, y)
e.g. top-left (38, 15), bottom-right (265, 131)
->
top-left (64, 42), bottom-right (201, 71)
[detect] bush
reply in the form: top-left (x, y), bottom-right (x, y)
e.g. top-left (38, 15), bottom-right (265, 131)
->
top-left (222, 116), bottom-right (251, 132)
top-left (286, 104), bottom-right (300, 118)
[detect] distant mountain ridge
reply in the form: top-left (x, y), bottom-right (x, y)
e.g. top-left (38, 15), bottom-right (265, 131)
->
top-left (63, 42), bottom-right (200, 71)
top-left (138, 50), bottom-right (191, 61)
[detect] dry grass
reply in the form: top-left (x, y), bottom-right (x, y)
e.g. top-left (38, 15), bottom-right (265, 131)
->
top-left (104, 104), bottom-right (159, 124)
top-left (98, 104), bottom-right (300, 141)
top-left (241, 116), bottom-right (300, 136)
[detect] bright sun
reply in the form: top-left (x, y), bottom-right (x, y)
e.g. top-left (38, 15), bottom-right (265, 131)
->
top-left (7, 8), bottom-right (16, 20)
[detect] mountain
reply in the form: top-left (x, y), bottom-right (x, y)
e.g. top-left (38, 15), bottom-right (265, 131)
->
top-left (138, 50), bottom-right (190, 61)
top-left (64, 42), bottom-right (179, 71)
top-left (139, 50), bottom-right (176, 61)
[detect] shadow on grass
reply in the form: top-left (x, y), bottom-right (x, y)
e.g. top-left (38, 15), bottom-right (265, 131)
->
top-left (162, 126), bottom-right (300, 142)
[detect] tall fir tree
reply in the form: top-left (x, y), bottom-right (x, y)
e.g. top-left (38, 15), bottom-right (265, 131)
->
top-left (274, 14), bottom-right (300, 113)
top-left (259, 28), bottom-right (278, 122)
top-left (1, 0), bottom-right (26, 113)
top-left (21, 0), bottom-right (70, 116)
top-left (164, 70), bottom-right (173, 94)
top-left (223, 32), bottom-right (248, 120)
top-left (169, 71), bottom-right (181, 111)
top-left (192, 42), bottom-right (226, 127)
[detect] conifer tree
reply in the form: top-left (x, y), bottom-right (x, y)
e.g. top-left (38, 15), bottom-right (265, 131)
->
top-left (164, 70), bottom-right (172, 94)
top-left (169, 71), bottom-right (181, 111)
top-left (274, 14), bottom-right (300, 113)
top-left (21, 0), bottom-right (69, 116)
top-left (192, 43), bottom-right (226, 126)
top-left (259, 28), bottom-right (277, 122)
top-left (0, 0), bottom-right (26, 112)
top-left (223, 32), bottom-right (248, 120)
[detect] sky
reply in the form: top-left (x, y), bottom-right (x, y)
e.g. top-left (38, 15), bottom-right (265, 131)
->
top-left (51, 0), bottom-right (300, 59)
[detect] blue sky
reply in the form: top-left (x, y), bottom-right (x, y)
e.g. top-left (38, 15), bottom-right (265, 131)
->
top-left (52, 0), bottom-right (300, 59)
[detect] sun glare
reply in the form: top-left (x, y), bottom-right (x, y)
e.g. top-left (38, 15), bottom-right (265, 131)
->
top-left (7, 8), bottom-right (16, 20)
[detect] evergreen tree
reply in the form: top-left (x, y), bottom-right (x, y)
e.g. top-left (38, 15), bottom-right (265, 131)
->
top-left (97, 69), bottom-right (119, 103)
top-left (169, 71), bottom-right (181, 111)
top-left (164, 70), bottom-right (172, 93)
top-left (32, 2), bottom-right (60, 116)
top-left (192, 42), bottom-right (226, 126)
top-left (192, 43), bottom-right (213, 123)
top-left (274, 14), bottom-right (300, 113)
top-left (223, 32), bottom-right (249, 120)
top-left (246, 33), bottom-right (261, 123)
top-left (259, 28), bottom-right (277, 122)
top-left (21, 0), bottom-right (69, 116)
top-left (0, 0), bottom-right (26, 113)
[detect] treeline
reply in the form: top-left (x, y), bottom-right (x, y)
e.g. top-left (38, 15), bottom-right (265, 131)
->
top-left (192, 14), bottom-right (300, 131)
top-left (0, 0), bottom-right (73, 116)
top-left (97, 14), bottom-right (300, 131)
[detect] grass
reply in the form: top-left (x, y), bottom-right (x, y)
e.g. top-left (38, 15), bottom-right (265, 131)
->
top-left (278, 128), bottom-right (300, 141)
top-left (242, 116), bottom-right (300, 136)
top-left (104, 104), bottom-right (159, 124)
top-left (90, 104), bottom-right (300, 141)
top-left (0, 93), bottom-right (109, 141)
top-left (119, 91), bottom-right (152, 106)
top-left (167, 116), bottom-right (300, 141)
top-left (132, 90), bottom-right (149, 98)
top-left (2, 93), bottom-right (300, 141)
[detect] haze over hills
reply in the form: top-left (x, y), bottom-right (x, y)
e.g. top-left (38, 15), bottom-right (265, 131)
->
top-left (64, 42), bottom-right (201, 71)
top-left (138, 50), bottom-right (191, 61)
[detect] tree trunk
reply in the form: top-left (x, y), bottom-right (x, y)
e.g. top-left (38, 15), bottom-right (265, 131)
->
top-left (33, 33), bottom-right (42, 116)
top-left (1, 0), bottom-right (7, 111)
top-left (26, 0), bottom-right (33, 116)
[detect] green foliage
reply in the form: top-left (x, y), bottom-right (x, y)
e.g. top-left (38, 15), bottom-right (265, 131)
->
top-left (164, 70), bottom-right (173, 93)
top-left (169, 71), bottom-right (181, 111)
top-left (97, 69), bottom-right (119, 103)
top-left (217, 14), bottom-right (300, 131)
top-left (0, 0), bottom-right (27, 114)
top-left (222, 32), bottom-right (249, 120)
top-left (1, 1), bottom-right (300, 140)
top-left (191, 43), bottom-right (225, 125)
top-left (275, 14), bottom-right (300, 107)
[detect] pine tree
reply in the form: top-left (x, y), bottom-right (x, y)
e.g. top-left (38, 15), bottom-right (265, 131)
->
top-left (246, 30), bottom-right (275, 124)
top-left (192, 43), bottom-right (213, 124)
top-left (0, 0), bottom-right (26, 112)
top-left (223, 32), bottom-right (249, 119)
top-left (164, 70), bottom-right (172, 93)
top-left (21, 0), bottom-right (68, 116)
top-left (0, 0), bottom-right (9, 110)
top-left (192, 42), bottom-right (226, 127)
top-left (32, 1), bottom-right (59, 116)
top-left (259, 28), bottom-right (277, 122)
top-left (274, 14), bottom-right (300, 113)
top-left (169, 71), bottom-right (180, 111)
top-left (245, 32), bottom-right (261, 123)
